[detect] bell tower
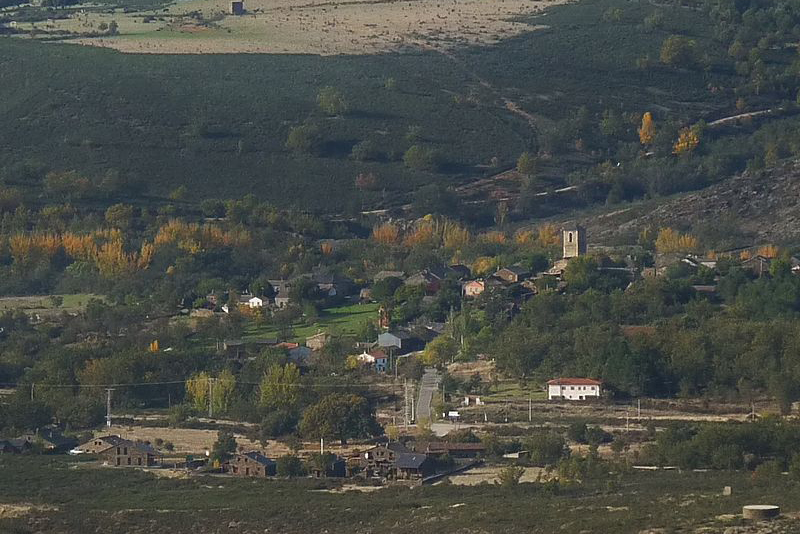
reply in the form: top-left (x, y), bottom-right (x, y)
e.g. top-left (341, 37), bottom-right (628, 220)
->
top-left (562, 225), bottom-right (587, 259)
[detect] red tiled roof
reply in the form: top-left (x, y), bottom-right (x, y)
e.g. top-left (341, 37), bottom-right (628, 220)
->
top-left (369, 348), bottom-right (388, 358)
top-left (547, 378), bottom-right (602, 386)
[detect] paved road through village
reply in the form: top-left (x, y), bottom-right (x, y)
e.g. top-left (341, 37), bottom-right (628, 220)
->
top-left (416, 367), bottom-right (441, 422)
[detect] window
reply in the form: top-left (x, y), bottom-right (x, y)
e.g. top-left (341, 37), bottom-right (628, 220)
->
top-left (568, 232), bottom-right (573, 243)
top-left (123, 447), bottom-right (128, 455)
top-left (117, 447), bottom-right (121, 454)
top-left (127, 457), bottom-right (131, 465)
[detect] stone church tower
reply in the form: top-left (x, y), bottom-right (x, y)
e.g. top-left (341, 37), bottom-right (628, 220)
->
top-left (562, 225), bottom-right (587, 259)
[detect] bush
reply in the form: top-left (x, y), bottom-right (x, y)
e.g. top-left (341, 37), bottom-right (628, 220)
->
top-left (497, 464), bottom-right (525, 487)
top-left (403, 145), bottom-right (439, 172)
top-left (525, 432), bottom-right (569, 466)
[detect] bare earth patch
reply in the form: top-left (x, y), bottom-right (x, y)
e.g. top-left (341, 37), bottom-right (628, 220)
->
top-left (0, 504), bottom-right (59, 519)
top-left (25, 0), bottom-right (569, 55)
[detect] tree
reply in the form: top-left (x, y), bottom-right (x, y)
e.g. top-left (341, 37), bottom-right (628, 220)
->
top-left (186, 371), bottom-right (210, 412)
top-left (654, 228), bottom-right (698, 254)
top-left (300, 393), bottom-right (381, 444)
top-left (516, 151), bottom-right (538, 177)
top-left (286, 124), bottom-right (321, 154)
top-left (422, 335), bottom-right (459, 366)
top-left (259, 363), bottom-right (301, 410)
top-left (673, 127), bottom-right (700, 155)
top-left (211, 430), bottom-right (237, 463)
top-left (638, 112), bottom-right (656, 145)
top-left (660, 35), bottom-right (697, 67)
top-left (317, 86), bottom-right (349, 116)
top-left (276, 454), bottom-right (306, 477)
top-left (212, 368), bottom-right (236, 415)
top-left (104, 203), bottom-right (134, 229)
top-left (403, 145), bottom-right (439, 172)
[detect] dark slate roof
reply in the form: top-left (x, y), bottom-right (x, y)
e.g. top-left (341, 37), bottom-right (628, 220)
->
top-left (386, 441), bottom-right (412, 454)
top-left (395, 452), bottom-right (428, 469)
top-left (94, 435), bottom-right (128, 447)
top-left (243, 451), bottom-right (275, 466)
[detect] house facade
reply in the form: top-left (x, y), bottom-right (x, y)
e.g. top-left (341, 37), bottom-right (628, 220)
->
top-left (97, 440), bottom-right (161, 467)
top-left (357, 348), bottom-right (388, 372)
top-left (547, 378), bottom-right (602, 400)
top-left (226, 452), bottom-right (276, 477)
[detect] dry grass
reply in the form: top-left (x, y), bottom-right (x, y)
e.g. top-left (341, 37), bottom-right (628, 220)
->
top-left (27, 0), bottom-right (569, 55)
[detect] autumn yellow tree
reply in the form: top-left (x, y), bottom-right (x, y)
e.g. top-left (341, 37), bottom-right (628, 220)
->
top-left (212, 369), bottom-right (236, 415)
top-left (186, 372), bottom-right (211, 412)
top-left (537, 224), bottom-right (561, 247)
top-left (673, 126), bottom-right (700, 155)
top-left (655, 228), bottom-right (699, 254)
top-left (371, 222), bottom-right (400, 246)
top-left (638, 112), bottom-right (656, 145)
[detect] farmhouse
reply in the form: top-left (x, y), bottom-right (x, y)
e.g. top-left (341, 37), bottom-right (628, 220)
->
top-left (14, 426), bottom-right (76, 453)
top-left (463, 280), bottom-right (485, 298)
top-left (547, 378), bottom-right (602, 401)
top-left (494, 266), bottom-right (530, 284)
top-left (73, 435), bottom-right (127, 455)
top-left (356, 348), bottom-right (389, 372)
top-left (226, 452), bottom-right (276, 477)
top-left (97, 439), bottom-right (162, 467)
top-left (247, 296), bottom-right (264, 309)
top-left (395, 453), bottom-right (434, 481)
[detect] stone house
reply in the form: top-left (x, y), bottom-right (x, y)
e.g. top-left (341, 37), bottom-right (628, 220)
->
top-left (226, 452), bottom-right (276, 477)
top-left (97, 439), bottom-right (162, 467)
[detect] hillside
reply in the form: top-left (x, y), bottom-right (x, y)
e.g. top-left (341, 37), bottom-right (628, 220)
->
top-left (0, 0), bottom-right (742, 213)
top-left (573, 158), bottom-right (800, 248)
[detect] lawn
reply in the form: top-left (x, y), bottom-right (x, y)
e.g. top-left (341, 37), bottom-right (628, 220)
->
top-left (242, 303), bottom-right (379, 342)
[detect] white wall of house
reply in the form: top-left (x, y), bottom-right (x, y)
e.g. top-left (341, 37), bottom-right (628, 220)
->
top-left (548, 384), bottom-right (600, 401)
top-left (248, 297), bottom-right (264, 308)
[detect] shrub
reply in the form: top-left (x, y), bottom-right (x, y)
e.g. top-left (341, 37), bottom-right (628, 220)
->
top-left (497, 464), bottom-right (525, 486)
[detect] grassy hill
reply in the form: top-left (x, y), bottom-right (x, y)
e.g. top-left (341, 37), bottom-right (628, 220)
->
top-left (0, 0), bottom-right (748, 214)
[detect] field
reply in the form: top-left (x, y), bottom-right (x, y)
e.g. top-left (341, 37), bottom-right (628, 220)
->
top-left (242, 302), bottom-right (379, 341)
top-left (0, 293), bottom-right (104, 317)
top-left (2, 455), bottom-right (800, 533)
top-left (19, 0), bottom-right (570, 55)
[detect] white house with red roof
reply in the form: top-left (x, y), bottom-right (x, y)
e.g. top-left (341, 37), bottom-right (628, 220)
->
top-left (357, 348), bottom-right (389, 373)
top-left (547, 378), bottom-right (602, 401)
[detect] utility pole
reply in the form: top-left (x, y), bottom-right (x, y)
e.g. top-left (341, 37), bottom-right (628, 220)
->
top-left (637, 399), bottom-right (641, 420)
top-left (208, 378), bottom-right (215, 418)
top-left (30, 383), bottom-right (34, 402)
top-left (528, 396), bottom-right (532, 423)
top-left (404, 379), bottom-right (416, 427)
top-left (105, 388), bottom-right (115, 428)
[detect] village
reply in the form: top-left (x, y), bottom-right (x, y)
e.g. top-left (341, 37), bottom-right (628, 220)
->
top-left (1, 223), bottom-right (793, 490)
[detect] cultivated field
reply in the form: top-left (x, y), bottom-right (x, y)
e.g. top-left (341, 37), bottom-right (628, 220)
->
top-left (18, 0), bottom-right (567, 54)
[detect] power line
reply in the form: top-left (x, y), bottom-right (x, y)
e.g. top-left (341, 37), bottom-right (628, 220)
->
top-left (0, 380), bottom-right (403, 389)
